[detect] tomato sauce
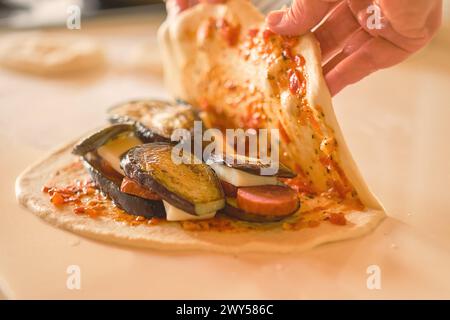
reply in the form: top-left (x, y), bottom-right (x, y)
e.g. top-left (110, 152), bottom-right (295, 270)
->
top-left (42, 23), bottom-right (367, 233)
top-left (44, 160), bottom-right (362, 231)
top-left (217, 18), bottom-right (241, 47)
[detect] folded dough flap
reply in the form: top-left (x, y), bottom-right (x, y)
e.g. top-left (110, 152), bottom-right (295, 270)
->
top-left (158, 0), bottom-right (383, 211)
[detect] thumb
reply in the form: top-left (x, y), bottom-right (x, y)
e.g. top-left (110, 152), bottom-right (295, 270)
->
top-left (266, 0), bottom-right (338, 36)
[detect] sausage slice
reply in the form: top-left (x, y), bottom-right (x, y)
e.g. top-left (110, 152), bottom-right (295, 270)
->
top-left (236, 185), bottom-right (299, 216)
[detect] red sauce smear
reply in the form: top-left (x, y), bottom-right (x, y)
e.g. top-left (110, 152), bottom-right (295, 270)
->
top-left (217, 18), bottom-right (241, 46)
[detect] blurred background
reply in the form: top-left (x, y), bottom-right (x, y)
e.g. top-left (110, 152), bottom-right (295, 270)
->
top-left (0, 0), bottom-right (164, 29)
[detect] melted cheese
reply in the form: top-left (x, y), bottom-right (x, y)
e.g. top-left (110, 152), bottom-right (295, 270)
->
top-left (163, 201), bottom-right (216, 221)
top-left (209, 162), bottom-right (278, 187)
top-left (97, 134), bottom-right (142, 175)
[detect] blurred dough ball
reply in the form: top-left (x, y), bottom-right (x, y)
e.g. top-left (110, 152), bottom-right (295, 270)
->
top-left (129, 40), bottom-right (163, 75)
top-left (0, 33), bottom-right (105, 76)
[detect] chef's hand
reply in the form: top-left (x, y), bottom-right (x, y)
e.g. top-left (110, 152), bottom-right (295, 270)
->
top-left (267, 0), bottom-right (442, 96)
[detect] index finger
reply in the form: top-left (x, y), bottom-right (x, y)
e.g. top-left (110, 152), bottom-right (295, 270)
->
top-left (266, 0), bottom-right (341, 36)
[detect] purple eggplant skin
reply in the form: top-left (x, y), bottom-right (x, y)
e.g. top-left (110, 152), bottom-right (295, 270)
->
top-left (109, 119), bottom-right (171, 144)
top-left (82, 156), bottom-right (165, 219)
top-left (121, 143), bottom-right (225, 216)
top-left (134, 121), bottom-right (171, 143)
top-left (121, 143), bottom-right (197, 215)
top-left (107, 99), bottom-right (199, 143)
top-left (221, 199), bottom-right (299, 223)
top-left (72, 124), bottom-right (136, 157)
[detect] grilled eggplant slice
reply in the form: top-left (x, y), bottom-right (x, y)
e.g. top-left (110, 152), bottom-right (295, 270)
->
top-left (222, 197), bottom-right (298, 223)
top-left (73, 124), bottom-right (136, 156)
top-left (121, 143), bottom-right (225, 216)
top-left (72, 124), bottom-right (142, 175)
top-left (82, 155), bottom-right (165, 219)
top-left (108, 99), bottom-right (198, 142)
top-left (207, 153), bottom-right (296, 178)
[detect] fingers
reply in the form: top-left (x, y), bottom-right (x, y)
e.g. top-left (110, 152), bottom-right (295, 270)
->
top-left (348, 0), bottom-right (442, 52)
top-left (266, 0), bottom-right (340, 36)
top-left (266, 1), bottom-right (362, 63)
top-left (314, 1), bottom-right (361, 62)
top-left (325, 37), bottom-right (410, 96)
top-left (322, 28), bottom-right (371, 75)
top-left (375, 0), bottom-right (442, 40)
top-left (166, 0), bottom-right (192, 17)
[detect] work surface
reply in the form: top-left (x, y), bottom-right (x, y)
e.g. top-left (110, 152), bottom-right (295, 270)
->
top-left (1, 13), bottom-right (450, 299)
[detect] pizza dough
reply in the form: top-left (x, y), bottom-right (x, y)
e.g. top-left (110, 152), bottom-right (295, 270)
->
top-left (16, 0), bottom-right (386, 253)
top-left (158, 0), bottom-right (382, 208)
top-left (16, 142), bottom-right (385, 253)
top-left (0, 33), bottom-right (104, 75)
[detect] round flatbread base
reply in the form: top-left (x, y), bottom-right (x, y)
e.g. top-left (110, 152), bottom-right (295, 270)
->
top-left (16, 142), bottom-right (385, 254)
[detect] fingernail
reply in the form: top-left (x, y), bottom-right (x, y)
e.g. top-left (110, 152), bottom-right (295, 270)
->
top-left (266, 10), bottom-right (285, 26)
